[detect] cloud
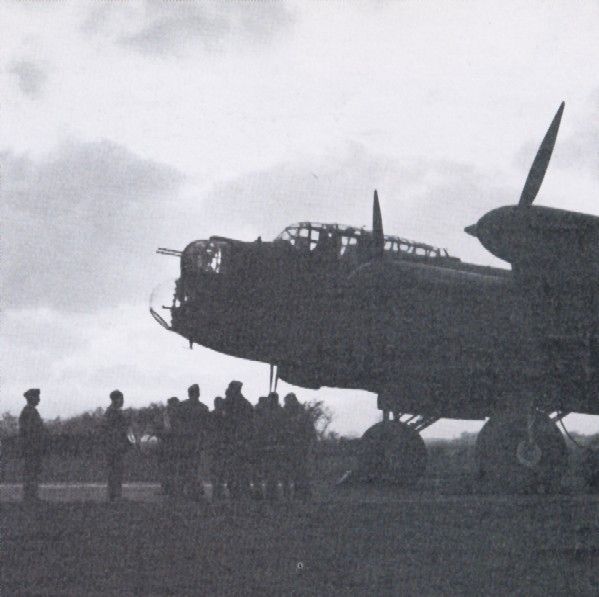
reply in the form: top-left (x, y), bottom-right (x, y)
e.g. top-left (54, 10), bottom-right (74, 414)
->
top-left (80, 3), bottom-right (118, 35)
top-left (556, 97), bottom-right (599, 181)
top-left (8, 59), bottom-right (47, 98)
top-left (201, 143), bottom-right (511, 266)
top-left (1, 140), bottom-right (184, 311)
top-left (119, 8), bottom-right (229, 54)
top-left (85, 2), bottom-right (296, 56)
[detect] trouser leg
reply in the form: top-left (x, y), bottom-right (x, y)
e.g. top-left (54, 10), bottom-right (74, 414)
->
top-left (163, 448), bottom-right (176, 495)
top-left (180, 457), bottom-right (191, 496)
top-left (160, 443), bottom-right (173, 494)
top-left (173, 453), bottom-right (185, 495)
top-left (228, 458), bottom-right (240, 499)
top-left (23, 456), bottom-right (41, 501)
top-left (181, 455), bottom-right (203, 499)
top-left (229, 454), bottom-right (250, 499)
top-left (211, 457), bottom-right (225, 500)
top-left (107, 455), bottom-right (123, 501)
top-left (293, 455), bottom-right (312, 500)
top-left (264, 457), bottom-right (279, 501)
top-left (252, 456), bottom-right (264, 500)
top-left (212, 472), bottom-right (225, 500)
top-left (240, 460), bottom-right (253, 497)
top-left (228, 473), bottom-right (239, 499)
top-left (280, 454), bottom-right (292, 499)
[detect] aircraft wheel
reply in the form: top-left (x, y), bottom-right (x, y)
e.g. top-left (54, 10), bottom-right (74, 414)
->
top-left (476, 411), bottom-right (567, 494)
top-left (358, 422), bottom-right (427, 487)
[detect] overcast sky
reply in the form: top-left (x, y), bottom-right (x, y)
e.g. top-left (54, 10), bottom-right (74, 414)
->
top-left (2, 1), bottom-right (599, 437)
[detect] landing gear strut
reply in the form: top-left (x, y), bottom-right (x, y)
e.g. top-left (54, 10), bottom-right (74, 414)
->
top-left (476, 410), bottom-right (567, 493)
top-left (358, 413), bottom-right (433, 487)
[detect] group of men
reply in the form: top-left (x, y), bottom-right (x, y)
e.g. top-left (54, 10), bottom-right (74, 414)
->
top-left (158, 381), bottom-right (316, 501)
top-left (17, 381), bottom-right (316, 503)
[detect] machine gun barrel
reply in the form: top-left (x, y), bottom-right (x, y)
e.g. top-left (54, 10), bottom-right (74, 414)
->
top-left (156, 248), bottom-right (182, 257)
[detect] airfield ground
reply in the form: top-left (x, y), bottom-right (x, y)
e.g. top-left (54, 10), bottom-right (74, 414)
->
top-left (2, 483), bottom-right (598, 596)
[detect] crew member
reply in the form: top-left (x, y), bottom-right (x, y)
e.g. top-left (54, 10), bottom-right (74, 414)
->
top-left (283, 393), bottom-right (316, 500)
top-left (19, 388), bottom-right (47, 502)
top-left (159, 397), bottom-right (180, 495)
top-left (178, 384), bottom-right (209, 499)
top-left (209, 397), bottom-right (226, 500)
top-left (103, 390), bottom-right (132, 502)
top-left (222, 381), bottom-right (254, 498)
top-left (251, 396), bottom-right (269, 499)
top-left (261, 392), bottom-right (286, 501)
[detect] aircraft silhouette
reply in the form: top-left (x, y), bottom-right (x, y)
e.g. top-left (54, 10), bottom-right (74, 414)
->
top-left (152, 102), bottom-right (598, 491)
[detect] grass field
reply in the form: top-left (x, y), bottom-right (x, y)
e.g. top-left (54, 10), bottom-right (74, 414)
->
top-left (3, 441), bottom-right (598, 595)
top-left (2, 492), bottom-right (598, 596)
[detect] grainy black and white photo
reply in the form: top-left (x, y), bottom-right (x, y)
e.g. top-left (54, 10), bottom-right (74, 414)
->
top-left (1, 1), bottom-right (599, 595)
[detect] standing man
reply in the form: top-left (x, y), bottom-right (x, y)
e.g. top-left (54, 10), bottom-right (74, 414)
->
top-left (103, 390), bottom-right (131, 502)
top-left (222, 381), bottom-right (254, 499)
top-left (19, 388), bottom-right (47, 502)
top-left (158, 397), bottom-right (180, 495)
top-left (251, 396), bottom-right (269, 499)
top-left (209, 397), bottom-right (227, 500)
top-left (178, 384), bottom-right (209, 499)
top-left (283, 393), bottom-right (316, 500)
top-left (262, 392), bottom-right (286, 501)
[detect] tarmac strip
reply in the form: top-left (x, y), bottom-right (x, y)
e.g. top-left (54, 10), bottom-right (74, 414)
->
top-left (2, 482), bottom-right (599, 505)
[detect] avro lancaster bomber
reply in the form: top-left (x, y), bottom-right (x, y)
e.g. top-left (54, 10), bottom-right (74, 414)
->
top-left (152, 102), bottom-right (599, 492)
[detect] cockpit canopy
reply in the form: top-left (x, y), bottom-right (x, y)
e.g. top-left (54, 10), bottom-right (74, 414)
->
top-left (276, 223), bottom-right (366, 256)
top-left (275, 222), bottom-right (451, 260)
top-left (179, 223), bottom-right (453, 283)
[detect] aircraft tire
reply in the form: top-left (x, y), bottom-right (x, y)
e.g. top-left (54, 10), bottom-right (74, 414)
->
top-left (358, 421), bottom-right (427, 487)
top-left (475, 411), bottom-right (567, 494)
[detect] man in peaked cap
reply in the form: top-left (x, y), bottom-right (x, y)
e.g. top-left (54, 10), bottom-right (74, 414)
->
top-left (227, 380), bottom-right (243, 393)
top-left (103, 390), bottom-right (132, 502)
top-left (282, 393), bottom-right (316, 500)
top-left (177, 383), bottom-right (209, 499)
top-left (19, 388), bottom-right (48, 502)
top-left (222, 380), bottom-right (255, 498)
top-left (209, 396), bottom-right (227, 500)
top-left (258, 392), bottom-right (286, 501)
top-left (159, 396), bottom-right (181, 495)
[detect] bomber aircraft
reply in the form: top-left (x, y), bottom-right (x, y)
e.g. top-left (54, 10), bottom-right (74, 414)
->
top-left (151, 102), bottom-right (599, 492)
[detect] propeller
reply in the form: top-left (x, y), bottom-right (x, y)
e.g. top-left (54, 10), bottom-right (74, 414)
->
top-left (463, 102), bottom-right (566, 263)
top-left (518, 101), bottom-right (564, 208)
top-left (372, 190), bottom-right (385, 260)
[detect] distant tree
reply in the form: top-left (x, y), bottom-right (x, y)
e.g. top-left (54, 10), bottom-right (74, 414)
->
top-left (0, 412), bottom-right (19, 438)
top-left (47, 408), bottom-right (105, 435)
top-left (304, 400), bottom-right (333, 441)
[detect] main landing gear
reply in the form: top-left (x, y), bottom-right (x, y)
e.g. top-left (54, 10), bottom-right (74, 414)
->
top-left (357, 412), bottom-right (436, 487)
top-left (475, 410), bottom-right (568, 494)
top-left (357, 404), bottom-right (568, 493)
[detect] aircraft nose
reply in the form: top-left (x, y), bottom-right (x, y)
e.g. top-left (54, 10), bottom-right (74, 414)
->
top-left (464, 224), bottom-right (478, 238)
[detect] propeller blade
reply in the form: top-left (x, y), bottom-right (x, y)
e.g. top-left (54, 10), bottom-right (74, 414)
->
top-left (518, 101), bottom-right (565, 208)
top-left (372, 190), bottom-right (385, 259)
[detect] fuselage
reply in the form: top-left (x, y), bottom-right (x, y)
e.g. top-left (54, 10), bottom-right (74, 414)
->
top-left (154, 223), bottom-right (599, 420)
